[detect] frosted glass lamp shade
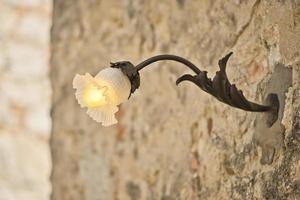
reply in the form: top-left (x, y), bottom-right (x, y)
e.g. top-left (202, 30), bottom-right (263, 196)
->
top-left (73, 68), bottom-right (131, 126)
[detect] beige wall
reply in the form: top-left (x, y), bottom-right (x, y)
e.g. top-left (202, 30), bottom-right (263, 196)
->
top-left (0, 0), bottom-right (52, 200)
top-left (51, 0), bottom-right (300, 199)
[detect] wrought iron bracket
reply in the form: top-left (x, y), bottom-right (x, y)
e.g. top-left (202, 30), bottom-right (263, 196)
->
top-left (110, 61), bottom-right (140, 98)
top-left (111, 52), bottom-right (279, 124)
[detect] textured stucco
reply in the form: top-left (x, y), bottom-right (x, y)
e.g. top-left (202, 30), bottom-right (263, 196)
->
top-left (0, 0), bottom-right (52, 199)
top-left (50, 0), bottom-right (300, 199)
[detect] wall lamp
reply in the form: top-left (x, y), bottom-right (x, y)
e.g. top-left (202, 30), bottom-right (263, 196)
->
top-left (73, 52), bottom-right (279, 126)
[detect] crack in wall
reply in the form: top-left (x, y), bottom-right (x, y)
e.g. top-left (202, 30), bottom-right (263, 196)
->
top-left (231, 0), bottom-right (261, 48)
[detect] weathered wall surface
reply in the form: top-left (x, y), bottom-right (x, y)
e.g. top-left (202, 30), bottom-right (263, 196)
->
top-left (0, 0), bottom-right (52, 200)
top-left (50, 0), bottom-right (300, 199)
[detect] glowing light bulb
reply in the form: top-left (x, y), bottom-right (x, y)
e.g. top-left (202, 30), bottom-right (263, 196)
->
top-left (73, 68), bottom-right (131, 126)
top-left (83, 83), bottom-right (107, 108)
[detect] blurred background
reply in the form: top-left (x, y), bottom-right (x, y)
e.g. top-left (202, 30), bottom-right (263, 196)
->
top-left (0, 0), bottom-right (51, 199)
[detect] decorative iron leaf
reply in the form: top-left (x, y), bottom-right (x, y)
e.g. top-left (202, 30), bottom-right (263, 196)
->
top-left (176, 52), bottom-right (271, 112)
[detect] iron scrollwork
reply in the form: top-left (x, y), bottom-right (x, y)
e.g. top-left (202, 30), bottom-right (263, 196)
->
top-left (110, 52), bottom-right (279, 122)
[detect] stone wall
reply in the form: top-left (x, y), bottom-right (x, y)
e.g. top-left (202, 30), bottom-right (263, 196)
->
top-left (51, 0), bottom-right (300, 199)
top-left (0, 0), bottom-right (51, 200)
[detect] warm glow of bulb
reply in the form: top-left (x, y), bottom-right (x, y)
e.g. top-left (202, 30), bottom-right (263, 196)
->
top-left (83, 83), bottom-right (107, 108)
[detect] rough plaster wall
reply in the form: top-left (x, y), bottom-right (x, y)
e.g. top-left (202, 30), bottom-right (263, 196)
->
top-left (0, 0), bottom-right (52, 200)
top-left (50, 0), bottom-right (300, 199)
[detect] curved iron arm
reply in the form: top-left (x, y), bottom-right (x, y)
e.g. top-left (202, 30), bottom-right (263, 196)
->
top-left (110, 52), bottom-right (278, 113)
top-left (135, 54), bottom-right (201, 74)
